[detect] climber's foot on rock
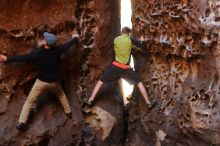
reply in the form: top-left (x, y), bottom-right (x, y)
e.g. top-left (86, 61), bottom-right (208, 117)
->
top-left (147, 100), bottom-right (157, 109)
top-left (16, 122), bottom-right (26, 131)
top-left (86, 100), bottom-right (94, 107)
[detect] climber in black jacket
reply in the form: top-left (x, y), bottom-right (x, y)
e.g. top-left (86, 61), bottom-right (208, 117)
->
top-left (0, 32), bottom-right (79, 131)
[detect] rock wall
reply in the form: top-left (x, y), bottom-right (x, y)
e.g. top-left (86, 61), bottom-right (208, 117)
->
top-left (1, 0), bottom-right (220, 146)
top-left (129, 0), bottom-right (220, 145)
top-left (0, 0), bottom-right (121, 145)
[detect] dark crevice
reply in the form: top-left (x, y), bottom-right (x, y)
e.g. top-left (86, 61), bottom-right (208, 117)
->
top-left (38, 137), bottom-right (50, 146)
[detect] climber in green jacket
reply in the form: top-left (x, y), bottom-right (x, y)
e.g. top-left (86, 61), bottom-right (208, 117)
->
top-left (87, 27), bottom-right (156, 108)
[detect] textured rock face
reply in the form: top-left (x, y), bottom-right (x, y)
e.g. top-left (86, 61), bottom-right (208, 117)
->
top-left (1, 0), bottom-right (220, 145)
top-left (0, 0), bottom-right (121, 145)
top-left (129, 0), bottom-right (220, 145)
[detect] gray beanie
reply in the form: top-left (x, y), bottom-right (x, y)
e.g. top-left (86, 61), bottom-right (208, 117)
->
top-left (43, 32), bottom-right (57, 46)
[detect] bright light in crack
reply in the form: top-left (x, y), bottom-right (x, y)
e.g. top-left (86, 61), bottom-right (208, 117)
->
top-left (121, 0), bottom-right (134, 105)
top-left (121, 0), bottom-right (132, 28)
top-left (121, 56), bottom-right (134, 105)
top-left (120, 0), bottom-right (134, 105)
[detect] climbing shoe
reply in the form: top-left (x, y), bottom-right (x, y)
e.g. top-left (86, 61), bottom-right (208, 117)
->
top-left (16, 122), bottom-right (26, 131)
top-left (148, 100), bottom-right (157, 109)
top-left (86, 100), bottom-right (94, 107)
top-left (65, 112), bottom-right (72, 119)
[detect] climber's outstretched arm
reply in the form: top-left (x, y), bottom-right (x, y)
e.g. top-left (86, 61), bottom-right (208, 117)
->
top-left (0, 50), bottom-right (37, 63)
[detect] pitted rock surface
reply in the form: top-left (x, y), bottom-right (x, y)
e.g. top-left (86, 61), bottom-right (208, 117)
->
top-left (1, 0), bottom-right (220, 146)
top-left (128, 0), bottom-right (220, 145)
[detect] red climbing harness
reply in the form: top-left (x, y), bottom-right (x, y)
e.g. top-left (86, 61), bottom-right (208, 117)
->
top-left (112, 61), bottom-right (131, 69)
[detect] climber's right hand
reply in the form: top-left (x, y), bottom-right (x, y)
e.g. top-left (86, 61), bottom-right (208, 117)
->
top-left (0, 55), bottom-right (7, 62)
top-left (72, 33), bottom-right (79, 39)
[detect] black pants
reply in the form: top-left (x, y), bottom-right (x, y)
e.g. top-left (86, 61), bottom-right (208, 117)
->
top-left (100, 64), bottom-right (141, 84)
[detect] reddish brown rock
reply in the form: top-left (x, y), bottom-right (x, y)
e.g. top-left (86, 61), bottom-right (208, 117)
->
top-left (0, 0), bottom-right (121, 145)
top-left (128, 0), bottom-right (220, 145)
top-left (1, 0), bottom-right (220, 145)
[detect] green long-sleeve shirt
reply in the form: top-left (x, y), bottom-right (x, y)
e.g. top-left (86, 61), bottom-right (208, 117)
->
top-left (114, 34), bottom-right (145, 64)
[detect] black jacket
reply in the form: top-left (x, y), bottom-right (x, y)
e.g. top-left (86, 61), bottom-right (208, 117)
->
top-left (7, 38), bottom-right (77, 83)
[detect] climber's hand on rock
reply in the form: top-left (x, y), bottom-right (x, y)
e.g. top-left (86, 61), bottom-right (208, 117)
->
top-left (72, 33), bottom-right (79, 39)
top-left (0, 55), bottom-right (7, 62)
top-left (139, 36), bottom-right (145, 42)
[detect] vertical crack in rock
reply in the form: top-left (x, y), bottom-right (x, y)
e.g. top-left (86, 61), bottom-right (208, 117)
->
top-left (3, 0), bottom-right (220, 145)
top-left (75, 0), bottom-right (124, 145)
